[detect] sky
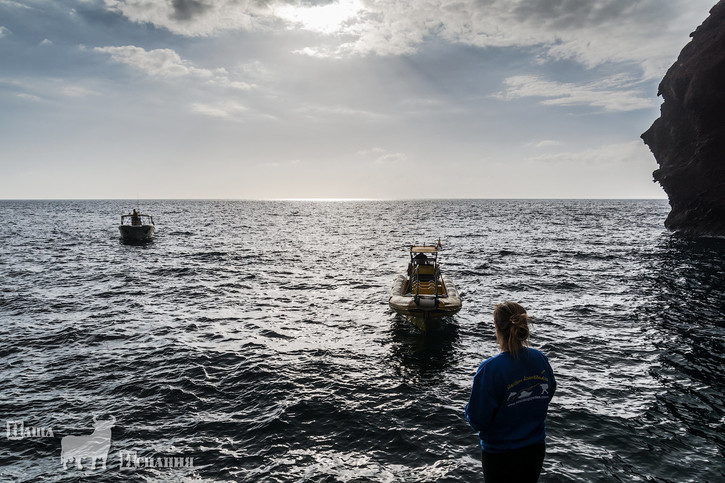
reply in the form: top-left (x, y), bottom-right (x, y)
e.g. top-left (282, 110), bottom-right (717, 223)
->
top-left (0, 0), bottom-right (717, 199)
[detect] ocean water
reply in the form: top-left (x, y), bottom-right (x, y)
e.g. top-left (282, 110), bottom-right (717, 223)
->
top-left (0, 199), bottom-right (723, 482)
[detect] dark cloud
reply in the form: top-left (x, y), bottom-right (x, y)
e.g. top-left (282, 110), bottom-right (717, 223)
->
top-left (509, 0), bottom-right (673, 31)
top-left (237, 0), bottom-right (337, 8)
top-left (171, 0), bottom-right (212, 22)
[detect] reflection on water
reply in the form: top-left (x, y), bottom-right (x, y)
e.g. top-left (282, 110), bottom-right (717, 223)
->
top-left (639, 236), bottom-right (725, 480)
top-left (388, 315), bottom-right (460, 382)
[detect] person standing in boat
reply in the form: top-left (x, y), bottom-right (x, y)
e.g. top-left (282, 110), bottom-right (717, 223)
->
top-left (131, 209), bottom-right (141, 226)
top-left (465, 302), bottom-right (556, 482)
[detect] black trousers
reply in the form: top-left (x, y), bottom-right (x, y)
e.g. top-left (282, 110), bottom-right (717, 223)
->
top-left (481, 443), bottom-right (545, 483)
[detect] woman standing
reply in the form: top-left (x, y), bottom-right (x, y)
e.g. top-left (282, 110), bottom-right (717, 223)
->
top-left (465, 302), bottom-right (556, 482)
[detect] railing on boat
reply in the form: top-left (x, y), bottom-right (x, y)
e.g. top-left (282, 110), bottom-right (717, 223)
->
top-left (120, 214), bottom-right (155, 226)
top-left (412, 263), bottom-right (442, 308)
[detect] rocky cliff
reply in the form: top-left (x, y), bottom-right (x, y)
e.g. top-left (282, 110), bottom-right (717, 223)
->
top-left (641, 0), bottom-right (725, 237)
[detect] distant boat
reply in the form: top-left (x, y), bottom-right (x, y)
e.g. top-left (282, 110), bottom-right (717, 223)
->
top-left (119, 210), bottom-right (155, 244)
top-left (389, 245), bottom-right (462, 331)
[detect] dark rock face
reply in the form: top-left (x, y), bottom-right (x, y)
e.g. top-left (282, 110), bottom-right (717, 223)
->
top-left (642, 0), bottom-right (725, 237)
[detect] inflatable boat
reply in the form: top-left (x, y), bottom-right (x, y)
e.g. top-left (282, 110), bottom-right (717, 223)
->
top-left (119, 210), bottom-right (155, 244)
top-left (389, 245), bottom-right (462, 331)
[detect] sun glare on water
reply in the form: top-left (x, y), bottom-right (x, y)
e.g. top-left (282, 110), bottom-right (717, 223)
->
top-left (274, 0), bottom-right (364, 34)
top-left (276, 198), bottom-right (380, 201)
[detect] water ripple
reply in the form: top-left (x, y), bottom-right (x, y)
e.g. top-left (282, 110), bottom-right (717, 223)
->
top-left (0, 200), bottom-right (723, 482)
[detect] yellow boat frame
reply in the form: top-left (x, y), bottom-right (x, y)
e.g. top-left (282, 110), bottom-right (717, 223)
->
top-left (389, 245), bottom-right (462, 331)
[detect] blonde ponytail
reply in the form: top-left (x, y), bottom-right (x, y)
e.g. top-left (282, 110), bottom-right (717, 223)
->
top-left (494, 302), bottom-right (531, 355)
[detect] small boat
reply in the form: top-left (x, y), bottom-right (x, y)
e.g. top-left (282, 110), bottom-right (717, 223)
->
top-left (389, 245), bottom-right (462, 331)
top-left (119, 209), bottom-right (155, 244)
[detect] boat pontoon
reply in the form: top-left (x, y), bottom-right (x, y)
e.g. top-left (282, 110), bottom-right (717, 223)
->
top-left (389, 245), bottom-right (462, 331)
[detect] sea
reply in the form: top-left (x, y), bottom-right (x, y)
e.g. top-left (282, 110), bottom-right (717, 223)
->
top-left (0, 199), bottom-right (723, 482)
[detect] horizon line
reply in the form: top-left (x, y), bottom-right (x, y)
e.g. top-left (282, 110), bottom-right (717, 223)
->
top-left (0, 196), bottom-right (669, 202)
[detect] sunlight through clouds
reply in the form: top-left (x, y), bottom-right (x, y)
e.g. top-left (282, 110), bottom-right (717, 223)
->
top-left (101, 0), bottom-right (713, 78)
top-left (274, 0), bottom-right (364, 34)
top-left (0, 0), bottom-right (712, 198)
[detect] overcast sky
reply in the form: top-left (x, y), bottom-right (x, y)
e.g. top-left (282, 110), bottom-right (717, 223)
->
top-left (0, 0), bottom-right (715, 199)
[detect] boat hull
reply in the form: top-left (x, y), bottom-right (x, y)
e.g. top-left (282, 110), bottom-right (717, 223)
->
top-left (119, 225), bottom-right (155, 244)
top-left (389, 274), bottom-right (462, 331)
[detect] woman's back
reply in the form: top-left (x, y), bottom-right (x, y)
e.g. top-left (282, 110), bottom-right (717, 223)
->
top-left (466, 347), bottom-right (555, 453)
top-left (465, 302), bottom-right (556, 482)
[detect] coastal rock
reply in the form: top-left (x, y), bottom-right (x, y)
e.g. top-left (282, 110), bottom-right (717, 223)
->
top-left (641, 0), bottom-right (725, 237)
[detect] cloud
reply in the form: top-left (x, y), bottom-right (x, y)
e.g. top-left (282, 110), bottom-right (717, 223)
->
top-left (206, 77), bottom-right (254, 90)
top-left (494, 74), bottom-right (653, 112)
top-left (16, 92), bottom-right (41, 102)
top-left (374, 152), bottom-right (407, 164)
top-left (274, 0), bottom-right (363, 34)
top-left (103, 0), bottom-right (264, 37)
top-left (296, 103), bottom-right (385, 121)
top-left (284, 0), bottom-right (709, 78)
top-left (59, 84), bottom-right (97, 97)
top-left (94, 45), bottom-right (215, 77)
top-left (530, 140), bottom-right (563, 149)
top-left (100, 0), bottom-right (711, 78)
top-left (0, 26), bottom-right (11, 38)
top-left (292, 46), bottom-right (337, 58)
top-left (526, 140), bottom-right (650, 165)
top-left (1, 77), bottom-right (99, 102)
top-left (169, 0), bottom-right (212, 22)
top-left (356, 147), bottom-right (386, 156)
top-left (357, 147), bottom-right (407, 164)
top-left (93, 45), bottom-right (262, 121)
top-left (94, 45), bottom-right (254, 90)
top-left (257, 158), bottom-right (302, 168)
top-left (190, 100), bottom-right (248, 119)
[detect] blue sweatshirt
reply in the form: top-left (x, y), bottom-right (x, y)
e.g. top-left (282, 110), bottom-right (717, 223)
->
top-left (465, 347), bottom-right (556, 453)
